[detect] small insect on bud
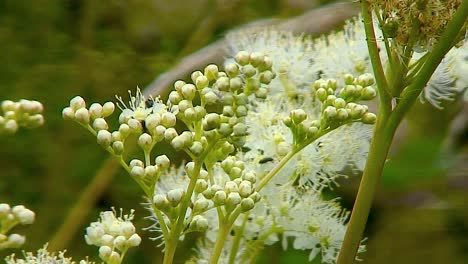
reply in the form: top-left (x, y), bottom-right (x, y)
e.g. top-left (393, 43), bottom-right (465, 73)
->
top-left (235, 51), bottom-right (250, 65)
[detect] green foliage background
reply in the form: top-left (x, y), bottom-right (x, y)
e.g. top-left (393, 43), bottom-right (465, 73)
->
top-left (1, 1), bottom-right (467, 263)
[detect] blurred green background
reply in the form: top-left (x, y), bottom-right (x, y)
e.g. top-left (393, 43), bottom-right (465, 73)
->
top-left (1, 0), bottom-right (467, 263)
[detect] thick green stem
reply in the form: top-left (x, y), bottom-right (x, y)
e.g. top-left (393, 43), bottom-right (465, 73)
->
top-left (336, 116), bottom-right (394, 264)
top-left (210, 221), bottom-right (232, 264)
top-left (228, 213), bottom-right (249, 264)
top-left (337, 2), bottom-right (468, 263)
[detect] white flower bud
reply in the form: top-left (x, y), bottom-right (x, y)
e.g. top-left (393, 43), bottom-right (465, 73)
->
top-left (62, 107), bottom-right (75, 120)
top-left (323, 106), bottom-right (337, 119)
top-left (316, 88), bottom-right (328, 101)
top-left (357, 73), bottom-right (374, 86)
top-left (250, 192), bottom-right (261, 202)
top-left (1, 100), bottom-right (16, 112)
top-left (113, 235), bottom-right (126, 251)
top-left (362, 112), bottom-right (377, 124)
top-left (102, 102), bottom-right (115, 117)
top-left (203, 113), bottom-right (220, 130)
top-left (93, 118), bottom-right (108, 131)
top-left (119, 124), bottom-right (131, 138)
top-left (350, 104), bottom-right (366, 119)
top-left (169, 91), bottom-right (183, 105)
top-left (161, 112), bottom-right (176, 128)
top-left (226, 192), bottom-right (241, 207)
top-left (7, 234), bottom-right (25, 248)
top-left (130, 159), bottom-right (144, 168)
top-left (230, 167), bottom-right (242, 179)
top-left (225, 63), bottom-right (239, 77)
top-left (181, 84), bottom-right (196, 100)
top-left (153, 125), bottom-right (166, 141)
top-left (195, 75), bottom-right (209, 89)
top-left (233, 123), bottom-right (247, 136)
top-left (171, 136), bottom-right (185, 150)
top-left (240, 198), bottom-right (255, 212)
top-left (228, 78), bottom-right (242, 92)
top-left (291, 109), bottom-right (307, 124)
top-left (178, 100), bottom-right (192, 113)
top-left (215, 76), bottom-right (230, 92)
top-left (308, 126), bottom-right (319, 137)
top-left (334, 98), bottom-right (347, 108)
top-left (190, 141), bottom-right (204, 156)
top-left (193, 199), bottom-right (209, 214)
top-left (238, 181), bottom-right (253, 197)
top-left (224, 181), bottom-right (238, 194)
top-left (191, 71), bottom-right (203, 83)
top-left (74, 108), bottom-right (90, 124)
top-left (145, 165), bottom-right (158, 178)
top-left (259, 71), bottom-right (274, 84)
top-left (153, 194), bottom-right (170, 209)
top-left (127, 233), bottom-right (141, 247)
top-left (191, 215), bottom-right (208, 232)
top-left (121, 221), bottom-right (136, 237)
top-left (164, 127), bottom-right (178, 142)
top-left (145, 114), bottom-right (161, 131)
top-left (194, 179), bottom-right (208, 193)
top-left (130, 166), bottom-right (145, 178)
top-left (99, 246), bottom-right (112, 260)
top-left (203, 91), bottom-right (218, 105)
top-left (101, 234), bottom-right (114, 247)
top-left (127, 118), bottom-right (142, 133)
top-left (174, 80), bottom-right (186, 92)
top-left (249, 52), bottom-right (264, 67)
top-left (242, 172), bottom-right (256, 183)
top-left (0, 203), bottom-right (11, 218)
top-left (155, 155), bottom-right (170, 170)
top-left (70, 96), bottom-right (86, 110)
top-left (97, 130), bottom-right (112, 146)
top-left (108, 251), bottom-right (121, 264)
top-left (213, 190), bottom-right (227, 205)
top-left (13, 207), bottom-right (35, 225)
top-left (235, 105), bottom-right (248, 117)
top-left (138, 133), bottom-right (153, 150)
top-left (336, 108), bottom-right (349, 121)
top-left (167, 188), bottom-right (184, 207)
top-left (4, 120), bottom-right (18, 133)
top-left (235, 51), bottom-right (250, 65)
top-left (204, 64), bottom-right (219, 81)
top-left (89, 103), bottom-right (103, 119)
top-left (276, 142), bottom-right (291, 157)
top-left (27, 114), bottom-right (44, 128)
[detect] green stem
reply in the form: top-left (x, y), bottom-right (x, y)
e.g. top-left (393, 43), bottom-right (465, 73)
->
top-left (228, 213), bottom-right (249, 264)
top-left (210, 219), bottom-right (234, 264)
top-left (337, 2), bottom-right (468, 263)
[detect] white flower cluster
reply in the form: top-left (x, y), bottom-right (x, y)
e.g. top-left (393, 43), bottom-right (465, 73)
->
top-left (85, 209), bottom-right (141, 264)
top-left (0, 204), bottom-right (35, 250)
top-left (0, 99), bottom-right (44, 134)
top-left (6, 244), bottom-right (93, 264)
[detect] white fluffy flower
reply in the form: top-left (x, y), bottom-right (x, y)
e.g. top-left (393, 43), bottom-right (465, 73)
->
top-left (5, 244), bottom-right (93, 264)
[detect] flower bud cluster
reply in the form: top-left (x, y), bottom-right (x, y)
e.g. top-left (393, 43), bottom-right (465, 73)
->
top-left (85, 209), bottom-right (141, 264)
top-left (0, 204), bottom-right (35, 250)
top-left (199, 158), bottom-right (260, 213)
top-left (0, 99), bottom-right (44, 134)
top-left (284, 73), bottom-right (377, 146)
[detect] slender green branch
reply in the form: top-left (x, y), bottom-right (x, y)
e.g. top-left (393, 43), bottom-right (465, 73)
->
top-left (360, 1), bottom-right (392, 115)
top-left (228, 213), bottom-right (249, 264)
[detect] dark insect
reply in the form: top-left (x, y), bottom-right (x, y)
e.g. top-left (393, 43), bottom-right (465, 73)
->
top-left (259, 157), bottom-right (274, 164)
top-left (145, 98), bottom-right (154, 108)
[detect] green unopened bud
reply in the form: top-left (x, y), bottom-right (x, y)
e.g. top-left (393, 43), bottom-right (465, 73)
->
top-left (334, 98), bottom-right (346, 108)
top-left (164, 128), bottom-right (178, 142)
top-left (145, 165), bottom-right (158, 178)
top-left (361, 86), bottom-right (377, 100)
top-left (242, 172), bottom-right (256, 183)
top-left (193, 198), bottom-right (210, 212)
top-left (336, 108), bottom-right (349, 121)
top-left (255, 87), bottom-right (268, 99)
top-left (224, 181), bottom-right (238, 193)
top-left (249, 52), bottom-right (264, 67)
top-left (203, 91), bottom-right (218, 105)
top-left (203, 113), bottom-right (220, 131)
top-left (181, 84), bottom-right (196, 100)
top-left (204, 64), bottom-right (219, 81)
top-left (195, 75), bottom-right (209, 90)
top-left (213, 190), bottom-right (227, 205)
top-left (226, 192), bottom-right (241, 207)
top-left (235, 51), bottom-right (250, 65)
top-left (344, 74), bottom-right (354, 85)
top-left (153, 194), bottom-right (170, 210)
top-left (259, 71), bottom-right (274, 84)
top-left (308, 126), bottom-right (319, 137)
top-left (191, 71), bottom-right (203, 84)
top-left (225, 63), bottom-right (239, 78)
top-left (350, 104), bottom-right (366, 119)
top-left (190, 141), bottom-right (204, 156)
top-left (127, 119), bottom-right (142, 133)
top-left (233, 123), bottom-right (247, 136)
top-left (174, 80), bottom-right (186, 92)
top-left (190, 215), bottom-right (208, 232)
top-left (362, 112), bottom-right (377, 124)
top-left (357, 73), bottom-right (374, 86)
top-left (235, 105), bottom-right (248, 117)
top-left (240, 197), bottom-right (255, 212)
top-left (161, 112), bottom-right (177, 128)
top-left (169, 91), bottom-right (183, 105)
top-left (230, 77), bottom-right (243, 91)
top-left (195, 179), bottom-right (208, 193)
top-left (242, 65), bottom-right (256, 78)
top-left (316, 88), bottom-right (328, 101)
top-left (112, 141), bottom-right (124, 155)
top-left (102, 102), bottom-right (115, 117)
top-left (290, 109), bottom-right (307, 124)
top-left (238, 181), bottom-right (252, 197)
top-left (230, 167), bottom-right (242, 179)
